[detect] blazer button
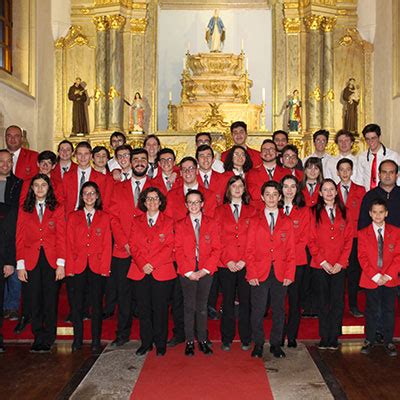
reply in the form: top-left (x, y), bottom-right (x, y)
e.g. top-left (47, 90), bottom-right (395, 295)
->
top-left (331, 237), bottom-right (334, 240)
top-left (270, 249), bottom-right (274, 252)
top-left (235, 226), bottom-right (239, 230)
top-left (86, 243), bottom-right (90, 247)
top-left (330, 227), bottom-right (334, 231)
top-left (235, 234), bottom-right (238, 238)
top-left (39, 228), bottom-right (43, 232)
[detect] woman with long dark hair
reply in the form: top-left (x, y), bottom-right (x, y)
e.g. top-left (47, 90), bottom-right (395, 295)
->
top-left (301, 157), bottom-right (324, 208)
top-left (223, 145), bottom-right (253, 179)
top-left (215, 176), bottom-right (255, 351)
top-left (127, 187), bottom-right (176, 357)
top-left (308, 178), bottom-right (353, 350)
top-left (66, 181), bottom-right (112, 354)
top-left (16, 174), bottom-right (66, 353)
top-left (280, 175), bottom-right (311, 347)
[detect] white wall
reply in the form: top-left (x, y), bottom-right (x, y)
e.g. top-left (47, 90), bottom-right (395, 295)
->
top-left (157, 8), bottom-right (273, 131)
top-left (357, 0), bottom-right (376, 43)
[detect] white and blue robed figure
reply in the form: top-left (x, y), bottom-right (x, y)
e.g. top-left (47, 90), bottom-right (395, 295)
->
top-left (205, 10), bottom-right (226, 53)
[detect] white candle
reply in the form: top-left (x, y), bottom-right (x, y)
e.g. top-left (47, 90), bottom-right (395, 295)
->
top-left (183, 57), bottom-right (186, 70)
top-left (246, 58), bottom-right (249, 71)
top-left (241, 39), bottom-right (244, 52)
top-left (262, 88), bottom-right (265, 103)
top-left (169, 91), bottom-right (172, 102)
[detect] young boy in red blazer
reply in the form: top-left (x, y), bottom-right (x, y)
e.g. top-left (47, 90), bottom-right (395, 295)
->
top-left (358, 199), bottom-right (400, 357)
top-left (246, 181), bottom-right (296, 359)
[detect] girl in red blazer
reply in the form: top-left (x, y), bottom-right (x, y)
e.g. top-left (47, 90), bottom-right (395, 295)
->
top-left (281, 175), bottom-right (311, 348)
top-left (16, 174), bottom-right (66, 353)
top-left (175, 190), bottom-right (221, 356)
top-left (308, 178), bottom-right (353, 351)
top-left (358, 199), bottom-right (400, 357)
top-left (223, 145), bottom-right (253, 181)
top-left (128, 187), bottom-right (176, 357)
top-left (215, 176), bottom-right (256, 351)
top-left (66, 181), bottom-right (112, 354)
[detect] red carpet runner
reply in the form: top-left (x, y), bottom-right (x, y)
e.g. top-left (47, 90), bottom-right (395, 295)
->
top-left (130, 344), bottom-right (274, 400)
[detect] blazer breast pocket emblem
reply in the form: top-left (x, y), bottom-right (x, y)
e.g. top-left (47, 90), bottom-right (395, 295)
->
top-left (205, 234), bottom-right (211, 242)
top-left (96, 228), bottom-right (102, 236)
top-left (159, 233), bottom-right (166, 242)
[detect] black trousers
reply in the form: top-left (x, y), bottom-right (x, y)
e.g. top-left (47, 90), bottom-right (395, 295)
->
top-left (251, 267), bottom-right (287, 347)
top-left (27, 248), bottom-right (59, 346)
top-left (66, 276), bottom-right (89, 316)
top-left (218, 267), bottom-right (251, 344)
top-left (180, 274), bottom-right (213, 342)
top-left (347, 238), bottom-right (361, 309)
top-left (134, 275), bottom-right (175, 349)
top-left (0, 267), bottom-right (4, 340)
top-left (284, 265), bottom-right (305, 341)
top-left (20, 281), bottom-right (31, 318)
top-left (72, 267), bottom-right (104, 345)
top-left (365, 285), bottom-right (397, 345)
top-left (300, 247), bottom-right (319, 314)
top-left (103, 268), bottom-right (118, 315)
top-left (315, 269), bottom-right (345, 341)
top-left (170, 263), bottom-right (185, 340)
top-left (111, 256), bottom-right (133, 341)
top-left (207, 271), bottom-right (220, 310)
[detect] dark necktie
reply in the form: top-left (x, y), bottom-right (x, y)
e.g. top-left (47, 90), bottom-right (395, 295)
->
top-left (269, 212), bottom-right (275, 234)
top-left (233, 204), bottom-right (239, 222)
top-left (308, 183), bottom-right (316, 196)
top-left (87, 212), bottom-right (92, 227)
top-left (194, 218), bottom-right (200, 271)
top-left (123, 172), bottom-right (129, 181)
top-left (329, 208), bottom-right (335, 224)
top-left (203, 174), bottom-right (209, 189)
top-left (80, 171), bottom-right (86, 190)
top-left (285, 205), bottom-right (290, 216)
top-left (62, 166), bottom-right (68, 177)
top-left (38, 203), bottom-right (44, 223)
top-left (377, 228), bottom-right (384, 268)
top-left (342, 185), bottom-right (349, 204)
top-left (165, 177), bottom-right (172, 191)
top-left (149, 218), bottom-right (154, 227)
top-left (148, 163), bottom-right (155, 179)
top-left (267, 168), bottom-right (274, 180)
top-left (134, 181), bottom-right (141, 207)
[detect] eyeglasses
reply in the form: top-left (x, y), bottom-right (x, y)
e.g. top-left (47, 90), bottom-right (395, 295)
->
top-left (82, 191), bottom-right (97, 197)
top-left (145, 196), bottom-right (160, 202)
top-left (186, 200), bottom-right (202, 206)
top-left (117, 153), bottom-right (130, 159)
top-left (233, 152), bottom-right (245, 158)
top-left (283, 154), bottom-right (298, 160)
top-left (159, 157), bottom-right (174, 163)
top-left (182, 166), bottom-right (196, 173)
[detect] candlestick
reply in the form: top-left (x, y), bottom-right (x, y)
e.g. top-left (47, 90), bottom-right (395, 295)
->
top-left (262, 88), bottom-right (265, 103)
top-left (245, 57), bottom-right (249, 72)
top-left (169, 91), bottom-right (172, 102)
top-left (241, 39), bottom-right (244, 53)
top-left (183, 56), bottom-right (186, 71)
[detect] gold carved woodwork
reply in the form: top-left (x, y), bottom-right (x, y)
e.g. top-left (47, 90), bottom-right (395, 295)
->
top-left (309, 86), bottom-right (321, 101)
top-left (109, 15), bottom-right (126, 30)
top-left (54, 25), bottom-right (90, 49)
top-left (323, 88), bottom-right (334, 102)
top-left (168, 143), bottom-right (189, 162)
top-left (193, 103), bottom-right (231, 133)
top-left (303, 14), bottom-right (324, 31)
top-left (326, 141), bottom-right (339, 157)
top-left (321, 16), bottom-right (337, 32)
top-left (108, 86), bottom-right (120, 100)
top-left (202, 81), bottom-right (228, 96)
top-left (93, 16), bottom-right (110, 31)
top-left (283, 18), bottom-right (301, 34)
top-left (94, 88), bottom-right (106, 102)
top-left (130, 18), bottom-right (147, 34)
top-left (94, 0), bottom-right (134, 7)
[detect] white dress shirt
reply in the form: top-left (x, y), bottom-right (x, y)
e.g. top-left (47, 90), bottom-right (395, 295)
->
top-left (371, 222), bottom-right (392, 283)
top-left (324, 153), bottom-right (358, 183)
top-left (10, 147), bottom-right (21, 175)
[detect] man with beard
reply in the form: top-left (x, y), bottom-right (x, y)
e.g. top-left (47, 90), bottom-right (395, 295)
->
top-left (109, 148), bottom-right (153, 347)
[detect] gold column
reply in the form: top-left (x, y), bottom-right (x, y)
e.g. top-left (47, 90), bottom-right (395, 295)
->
top-left (321, 17), bottom-right (336, 131)
top-left (93, 16), bottom-right (109, 131)
top-left (108, 15), bottom-right (126, 130)
top-left (304, 14), bottom-right (323, 131)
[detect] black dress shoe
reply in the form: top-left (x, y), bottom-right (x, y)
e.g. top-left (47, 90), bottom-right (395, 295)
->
top-left (30, 342), bottom-right (43, 353)
top-left (375, 332), bottom-right (384, 344)
top-left (288, 339), bottom-right (297, 348)
top-left (185, 341), bottom-right (195, 356)
top-left (83, 312), bottom-right (91, 321)
top-left (167, 336), bottom-right (185, 348)
top-left (91, 343), bottom-right (102, 355)
top-left (72, 340), bottom-right (83, 352)
top-left (350, 308), bottom-right (364, 318)
top-left (221, 342), bottom-right (231, 351)
top-left (198, 341), bottom-right (213, 355)
top-left (207, 306), bottom-right (219, 320)
top-left (241, 342), bottom-right (251, 351)
top-left (156, 348), bottom-right (166, 356)
top-left (270, 345), bottom-right (286, 358)
top-left (360, 341), bottom-right (373, 355)
top-left (40, 344), bottom-right (51, 353)
top-left (64, 313), bottom-right (72, 324)
top-left (136, 344), bottom-right (153, 356)
top-left (251, 345), bottom-right (263, 358)
top-left (14, 316), bottom-right (31, 334)
top-left (385, 343), bottom-right (397, 357)
top-left (0, 339), bottom-right (5, 353)
top-left (110, 338), bottom-right (129, 348)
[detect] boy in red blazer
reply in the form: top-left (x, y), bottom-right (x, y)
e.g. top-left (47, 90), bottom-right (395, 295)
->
top-left (53, 140), bottom-right (77, 181)
top-left (359, 199), bottom-right (400, 357)
top-left (151, 148), bottom-right (181, 195)
top-left (336, 158), bottom-right (366, 317)
top-left (246, 181), bottom-right (296, 359)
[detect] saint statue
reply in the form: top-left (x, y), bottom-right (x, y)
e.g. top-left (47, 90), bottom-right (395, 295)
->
top-left (287, 89), bottom-right (302, 132)
top-left (129, 92), bottom-right (145, 132)
top-left (342, 78), bottom-right (360, 134)
top-left (205, 10), bottom-right (225, 53)
top-left (68, 77), bottom-right (89, 135)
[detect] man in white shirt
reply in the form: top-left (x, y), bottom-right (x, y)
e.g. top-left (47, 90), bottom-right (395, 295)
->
top-left (107, 132), bottom-right (127, 172)
top-left (303, 130), bottom-right (333, 175)
top-left (195, 132), bottom-right (224, 173)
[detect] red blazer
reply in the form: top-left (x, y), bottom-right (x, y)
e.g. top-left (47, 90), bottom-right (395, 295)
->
top-left (215, 203), bottom-right (256, 267)
top-left (197, 171), bottom-right (229, 206)
top-left (53, 161), bottom-right (78, 181)
top-left (337, 181), bottom-right (365, 238)
top-left (245, 210), bottom-right (296, 283)
top-left (175, 214), bottom-right (221, 275)
top-left (165, 185), bottom-right (218, 222)
top-left (19, 176), bottom-right (65, 207)
top-left (151, 172), bottom-right (182, 196)
top-left (127, 212), bottom-right (176, 281)
top-left (222, 146), bottom-right (262, 169)
top-left (66, 210), bottom-right (112, 276)
top-left (286, 206), bottom-right (311, 266)
top-left (302, 183), bottom-right (320, 208)
top-left (110, 178), bottom-right (153, 258)
top-left (247, 164), bottom-right (287, 210)
top-left (16, 205), bottom-right (66, 270)
top-left (358, 224), bottom-right (400, 289)
top-left (63, 168), bottom-right (111, 217)
top-left (308, 208), bottom-right (353, 269)
top-left (282, 167), bottom-right (304, 182)
top-left (14, 148), bottom-right (39, 181)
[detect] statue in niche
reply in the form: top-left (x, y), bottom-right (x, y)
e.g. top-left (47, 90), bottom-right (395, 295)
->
top-left (287, 89), bottom-right (302, 132)
top-left (342, 78), bottom-right (360, 134)
top-left (68, 77), bottom-right (89, 135)
top-left (127, 92), bottom-right (145, 132)
top-left (205, 9), bottom-right (225, 53)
